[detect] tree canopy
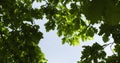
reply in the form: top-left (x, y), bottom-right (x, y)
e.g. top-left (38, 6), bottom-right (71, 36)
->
top-left (0, 0), bottom-right (120, 63)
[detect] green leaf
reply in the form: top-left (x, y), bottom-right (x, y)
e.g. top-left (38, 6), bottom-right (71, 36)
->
top-left (102, 34), bottom-right (110, 42)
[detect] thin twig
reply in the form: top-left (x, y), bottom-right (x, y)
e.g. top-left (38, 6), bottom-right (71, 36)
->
top-left (110, 43), bottom-right (115, 55)
top-left (103, 42), bottom-right (114, 48)
top-left (102, 42), bottom-right (116, 55)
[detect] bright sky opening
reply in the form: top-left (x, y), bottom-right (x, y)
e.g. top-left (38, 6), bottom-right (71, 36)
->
top-left (33, 1), bottom-right (114, 63)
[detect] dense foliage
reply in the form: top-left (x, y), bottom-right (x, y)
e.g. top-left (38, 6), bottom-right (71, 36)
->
top-left (0, 0), bottom-right (46, 63)
top-left (0, 0), bottom-right (120, 63)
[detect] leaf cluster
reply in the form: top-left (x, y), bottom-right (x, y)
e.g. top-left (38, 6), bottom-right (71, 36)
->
top-left (0, 0), bottom-right (47, 63)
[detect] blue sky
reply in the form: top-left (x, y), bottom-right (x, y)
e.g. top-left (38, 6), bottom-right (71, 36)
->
top-left (34, 18), bottom-right (114, 63)
top-left (35, 18), bottom-right (82, 63)
top-left (33, 1), bottom-right (114, 63)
